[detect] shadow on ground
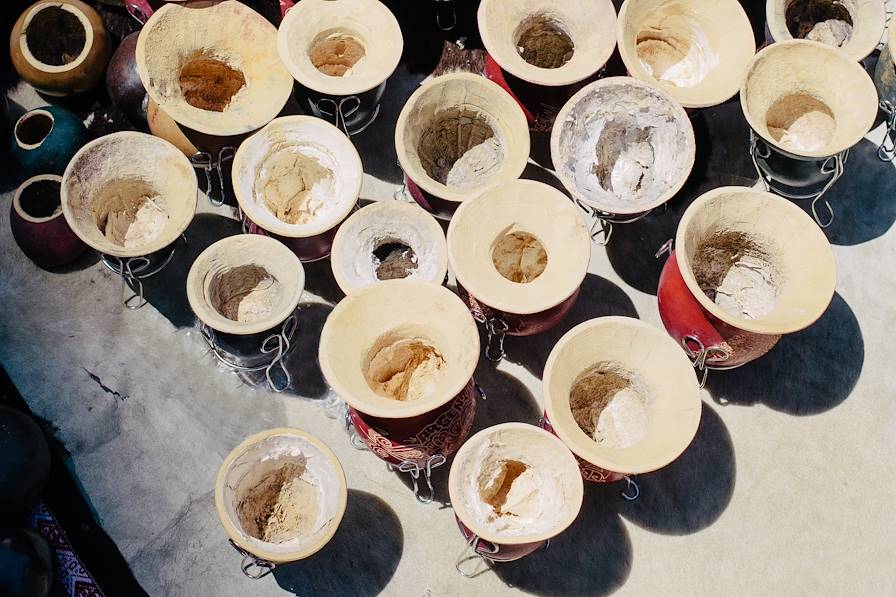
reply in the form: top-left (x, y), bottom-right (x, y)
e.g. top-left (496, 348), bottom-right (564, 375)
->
top-left (502, 274), bottom-right (639, 379)
top-left (273, 489), bottom-right (403, 597)
top-left (492, 485), bottom-right (632, 596)
top-left (612, 402), bottom-right (735, 535)
top-left (706, 293), bottom-right (863, 415)
top-left (141, 213), bottom-right (241, 328)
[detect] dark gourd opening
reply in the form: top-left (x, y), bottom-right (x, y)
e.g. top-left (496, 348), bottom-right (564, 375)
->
top-left (16, 112), bottom-right (54, 147)
top-left (785, 0), bottom-right (854, 46)
top-left (20, 179), bottom-right (61, 219)
top-left (25, 6), bottom-right (86, 66)
top-left (373, 241), bottom-right (417, 280)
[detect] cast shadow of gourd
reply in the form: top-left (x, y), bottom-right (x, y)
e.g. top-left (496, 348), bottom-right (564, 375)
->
top-left (141, 213), bottom-right (242, 328)
top-left (611, 401), bottom-right (736, 535)
top-left (606, 97), bottom-right (758, 296)
top-left (272, 489), bottom-right (403, 597)
top-left (236, 301), bottom-right (334, 401)
top-left (705, 293), bottom-right (863, 415)
top-left (492, 486), bottom-right (633, 596)
top-left (501, 274), bottom-right (639, 380)
top-left (798, 139), bottom-right (896, 246)
top-left (390, 358), bottom-right (543, 507)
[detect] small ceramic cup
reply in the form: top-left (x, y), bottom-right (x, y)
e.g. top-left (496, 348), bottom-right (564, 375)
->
top-left (766, 0), bottom-right (884, 62)
top-left (61, 132), bottom-right (197, 308)
top-left (657, 186), bottom-right (837, 380)
top-left (330, 200), bottom-right (448, 296)
top-left (10, 106), bottom-right (90, 181)
top-left (10, 0), bottom-right (111, 96)
top-left (740, 40), bottom-right (877, 226)
top-left (233, 116), bottom-right (363, 262)
top-left (617, 0), bottom-right (755, 109)
top-left (542, 317), bottom-right (701, 497)
top-left (447, 178), bottom-right (591, 361)
top-left (478, 0), bottom-right (616, 126)
top-left (187, 235), bottom-right (306, 392)
top-left (448, 423), bottom-right (584, 575)
top-left (319, 280), bottom-right (480, 502)
top-left (10, 175), bottom-right (87, 268)
top-left (215, 428), bottom-right (347, 579)
top-left (277, 0), bottom-right (403, 136)
top-left (395, 72), bottom-right (530, 220)
top-left (550, 76), bottom-right (695, 244)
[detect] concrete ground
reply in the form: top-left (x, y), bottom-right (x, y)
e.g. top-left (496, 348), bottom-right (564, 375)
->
top-left (3, 37), bottom-right (896, 597)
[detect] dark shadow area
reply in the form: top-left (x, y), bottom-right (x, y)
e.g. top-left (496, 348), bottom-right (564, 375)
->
top-left (273, 489), bottom-right (403, 597)
top-left (706, 293), bottom-right (863, 415)
top-left (614, 402), bottom-right (736, 534)
top-left (39, 246), bottom-right (100, 274)
top-left (301, 257), bottom-right (343, 306)
top-left (604, 205), bottom-right (679, 296)
top-left (493, 485), bottom-right (632, 596)
top-left (237, 302), bottom-right (334, 400)
top-left (0, 98), bottom-right (27, 193)
top-left (739, 0), bottom-right (769, 47)
top-left (520, 161), bottom-right (568, 195)
top-left (502, 274), bottom-right (639, 379)
top-left (347, 64), bottom-right (427, 185)
top-left (807, 139), bottom-right (896, 246)
top-left (141, 213), bottom-right (242, 328)
top-left (529, 130), bottom-right (554, 170)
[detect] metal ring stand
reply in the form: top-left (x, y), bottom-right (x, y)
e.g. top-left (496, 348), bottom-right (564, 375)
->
top-left (191, 147), bottom-right (236, 207)
top-left (471, 310), bottom-right (509, 362)
top-left (314, 96), bottom-right (381, 137)
top-left (342, 405), bottom-right (369, 451)
top-left (199, 315), bottom-right (298, 393)
top-left (574, 198), bottom-right (652, 245)
top-left (398, 454), bottom-right (447, 504)
top-left (749, 131), bottom-right (845, 228)
top-left (229, 540), bottom-right (275, 580)
top-left (877, 100), bottom-right (896, 162)
top-left (433, 0), bottom-right (456, 31)
top-left (100, 237), bottom-right (183, 309)
top-left (681, 335), bottom-right (732, 389)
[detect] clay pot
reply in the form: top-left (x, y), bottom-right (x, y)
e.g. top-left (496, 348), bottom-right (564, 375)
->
top-left (187, 234), bottom-right (305, 389)
top-left (9, 106), bottom-right (90, 180)
top-left (135, 0), bottom-right (292, 137)
top-left (10, 175), bottom-right (87, 268)
top-left (542, 317), bottom-right (701, 484)
top-left (106, 32), bottom-right (146, 124)
top-left (0, 406), bottom-right (50, 522)
top-left (741, 40), bottom-right (877, 213)
top-left (330, 201), bottom-right (448, 295)
top-left (478, 0), bottom-right (616, 124)
top-left (447, 178), bottom-right (590, 359)
top-left (60, 131), bottom-right (197, 259)
top-left (319, 280), bottom-right (480, 493)
top-left (0, 528), bottom-right (54, 597)
top-left (277, 0), bottom-right (403, 135)
top-left (9, 0), bottom-right (111, 96)
top-left (233, 116), bottom-right (363, 262)
top-left (551, 76), bottom-right (695, 232)
top-left (617, 0), bottom-right (755, 109)
top-left (657, 186), bottom-right (837, 372)
top-left (215, 428), bottom-right (347, 578)
top-left (394, 72), bottom-right (530, 220)
top-left (766, 0), bottom-right (884, 62)
top-left (448, 423), bottom-right (583, 568)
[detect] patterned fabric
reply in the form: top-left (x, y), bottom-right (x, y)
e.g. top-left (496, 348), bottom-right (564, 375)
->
top-left (31, 501), bottom-right (105, 597)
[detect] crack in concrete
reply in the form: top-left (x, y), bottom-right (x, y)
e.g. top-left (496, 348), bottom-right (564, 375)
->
top-left (83, 368), bottom-right (128, 401)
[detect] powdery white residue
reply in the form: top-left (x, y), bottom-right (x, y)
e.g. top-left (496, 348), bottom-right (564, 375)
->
top-left (713, 255), bottom-right (778, 319)
top-left (806, 19), bottom-right (853, 47)
top-left (637, 12), bottom-right (719, 88)
top-left (445, 137), bottom-right (505, 189)
top-left (594, 388), bottom-right (650, 448)
top-left (123, 196), bottom-right (169, 249)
